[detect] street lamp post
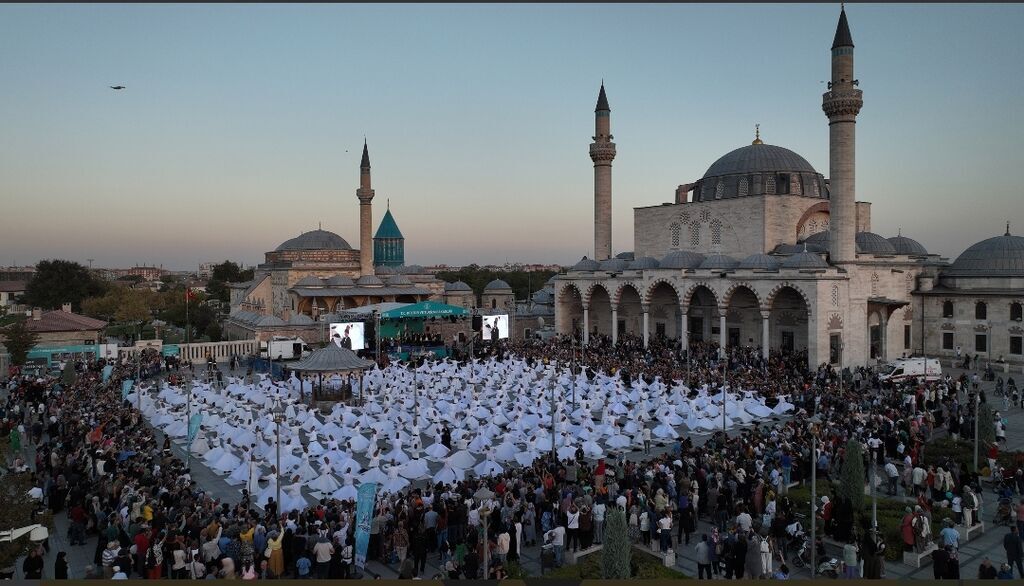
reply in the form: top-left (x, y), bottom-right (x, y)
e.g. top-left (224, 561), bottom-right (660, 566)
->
top-left (571, 337), bottom-right (576, 411)
top-left (273, 398), bottom-right (285, 513)
top-left (550, 377), bottom-right (557, 460)
top-left (809, 414), bottom-right (823, 579)
top-left (185, 374), bottom-right (193, 470)
top-left (973, 391), bottom-right (980, 472)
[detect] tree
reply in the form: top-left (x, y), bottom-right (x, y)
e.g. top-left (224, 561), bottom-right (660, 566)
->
top-left (0, 444), bottom-right (52, 570)
top-left (205, 322), bottom-right (222, 342)
top-left (22, 260), bottom-right (107, 312)
top-left (205, 261), bottom-right (255, 303)
top-left (601, 508), bottom-right (631, 578)
top-left (837, 438), bottom-right (866, 513)
top-left (979, 402), bottom-right (996, 448)
top-left (1, 318), bottom-right (39, 366)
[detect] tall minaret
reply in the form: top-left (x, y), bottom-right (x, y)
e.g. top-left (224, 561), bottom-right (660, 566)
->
top-left (356, 139), bottom-right (375, 275)
top-left (823, 6), bottom-right (862, 263)
top-left (590, 83), bottom-right (616, 261)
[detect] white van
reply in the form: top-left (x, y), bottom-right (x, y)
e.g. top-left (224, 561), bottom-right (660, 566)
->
top-left (878, 357), bottom-right (942, 383)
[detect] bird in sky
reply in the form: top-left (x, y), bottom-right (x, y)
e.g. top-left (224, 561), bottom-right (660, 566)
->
top-left (109, 85), bottom-right (125, 90)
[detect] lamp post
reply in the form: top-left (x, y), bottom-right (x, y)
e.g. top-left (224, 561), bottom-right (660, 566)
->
top-left (185, 373), bottom-right (193, 470)
top-left (722, 363), bottom-right (727, 435)
top-left (571, 336), bottom-right (577, 411)
top-left (273, 398), bottom-right (285, 513)
top-left (808, 414), bottom-right (823, 579)
top-left (474, 487), bottom-right (495, 579)
top-left (550, 377), bottom-right (557, 460)
top-left (973, 390), bottom-right (980, 472)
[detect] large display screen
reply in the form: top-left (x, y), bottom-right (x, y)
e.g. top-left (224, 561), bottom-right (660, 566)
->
top-left (482, 314), bottom-right (509, 341)
top-left (329, 322), bottom-right (366, 351)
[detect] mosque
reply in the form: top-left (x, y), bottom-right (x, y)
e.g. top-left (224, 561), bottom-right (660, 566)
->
top-left (224, 142), bottom-right (497, 342)
top-left (555, 7), bottom-right (1024, 370)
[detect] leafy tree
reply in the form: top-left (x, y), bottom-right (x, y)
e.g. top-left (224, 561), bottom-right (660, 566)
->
top-left (205, 261), bottom-right (255, 303)
top-left (114, 292), bottom-right (151, 323)
top-left (205, 321), bottom-right (222, 342)
top-left (601, 508), bottom-right (631, 578)
top-left (979, 402), bottom-right (996, 448)
top-left (1, 318), bottom-right (39, 366)
top-left (0, 442), bottom-right (52, 570)
top-left (22, 260), bottom-right (107, 312)
top-left (837, 438), bottom-right (866, 513)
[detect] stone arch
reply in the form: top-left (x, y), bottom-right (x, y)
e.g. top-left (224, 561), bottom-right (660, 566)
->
top-left (764, 282), bottom-right (812, 313)
top-left (556, 282), bottom-right (585, 336)
top-left (582, 281), bottom-right (613, 307)
top-left (643, 278), bottom-right (683, 306)
top-left (720, 281), bottom-right (762, 308)
top-left (682, 281), bottom-right (720, 307)
top-left (645, 280), bottom-right (683, 341)
top-left (795, 201), bottom-right (831, 240)
top-left (557, 281), bottom-right (584, 304)
top-left (586, 282), bottom-right (614, 338)
top-left (611, 281), bottom-right (643, 306)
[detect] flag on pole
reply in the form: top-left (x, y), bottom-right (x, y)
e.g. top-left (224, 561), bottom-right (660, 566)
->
top-left (185, 288), bottom-right (199, 302)
top-left (353, 482), bottom-right (378, 570)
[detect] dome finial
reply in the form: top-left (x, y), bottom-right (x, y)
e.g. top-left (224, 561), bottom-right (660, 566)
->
top-left (1008, 221), bottom-right (1012, 236)
top-left (752, 124), bottom-right (763, 145)
top-left (897, 226), bottom-right (902, 237)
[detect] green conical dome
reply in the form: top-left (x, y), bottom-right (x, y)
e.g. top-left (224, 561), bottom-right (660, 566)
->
top-left (374, 208), bottom-right (404, 239)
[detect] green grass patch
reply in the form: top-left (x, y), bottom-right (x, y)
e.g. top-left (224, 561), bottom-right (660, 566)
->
top-left (543, 549), bottom-right (690, 579)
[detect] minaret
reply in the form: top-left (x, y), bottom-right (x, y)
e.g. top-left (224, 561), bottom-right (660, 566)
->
top-left (823, 6), bottom-right (862, 263)
top-left (590, 83), bottom-right (616, 261)
top-left (356, 139), bottom-right (375, 275)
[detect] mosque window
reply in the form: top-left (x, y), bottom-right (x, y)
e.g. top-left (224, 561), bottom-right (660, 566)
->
top-left (737, 177), bottom-right (749, 197)
top-left (871, 272), bottom-right (879, 296)
top-left (811, 179), bottom-right (820, 197)
top-left (777, 174), bottom-right (790, 194)
top-left (689, 221), bottom-right (700, 247)
top-left (792, 174), bottom-right (803, 195)
top-left (1011, 302), bottom-right (1023, 322)
top-left (752, 175), bottom-right (763, 194)
top-left (942, 300), bottom-right (954, 318)
top-left (765, 174), bottom-right (776, 194)
top-left (975, 301), bottom-right (987, 320)
top-left (831, 285), bottom-right (839, 307)
top-left (714, 181), bottom-right (724, 200)
top-left (701, 182), bottom-right (712, 201)
top-left (710, 219), bottom-right (722, 245)
top-left (670, 222), bottom-right (681, 248)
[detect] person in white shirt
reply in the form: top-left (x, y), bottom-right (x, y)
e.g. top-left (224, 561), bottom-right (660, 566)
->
top-left (736, 509), bottom-right (753, 533)
top-left (592, 501), bottom-right (607, 545)
top-left (657, 511), bottom-right (673, 552)
top-left (544, 525), bottom-right (566, 567)
top-left (642, 427), bottom-right (652, 455)
top-left (566, 505), bottom-right (581, 552)
top-left (884, 460), bottom-right (900, 496)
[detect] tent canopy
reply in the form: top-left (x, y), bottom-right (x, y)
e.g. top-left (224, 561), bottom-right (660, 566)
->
top-left (289, 343), bottom-right (374, 373)
top-left (382, 301), bottom-right (468, 319)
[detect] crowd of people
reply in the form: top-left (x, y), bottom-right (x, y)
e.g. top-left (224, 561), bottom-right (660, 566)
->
top-left (1, 333), bottom-right (1022, 581)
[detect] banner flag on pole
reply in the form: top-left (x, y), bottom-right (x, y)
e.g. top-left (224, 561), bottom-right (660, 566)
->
top-left (121, 379), bottom-right (134, 400)
top-left (187, 413), bottom-right (203, 446)
top-left (353, 482), bottom-right (378, 570)
top-left (101, 364), bottom-right (114, 383)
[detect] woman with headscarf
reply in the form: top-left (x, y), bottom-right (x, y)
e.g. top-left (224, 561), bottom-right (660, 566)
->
top-left (266, 524), bottom-right (285, 577)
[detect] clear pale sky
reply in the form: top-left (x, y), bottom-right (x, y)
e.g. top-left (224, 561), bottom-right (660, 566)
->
top-left (1, 3), bottom-right (1022, 270)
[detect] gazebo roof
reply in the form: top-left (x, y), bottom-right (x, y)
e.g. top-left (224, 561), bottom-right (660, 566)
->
top-left (289, 343), bottom-right (374, 373)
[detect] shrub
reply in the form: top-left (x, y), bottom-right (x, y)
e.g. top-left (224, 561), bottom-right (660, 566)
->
top-left (602, 508), bottom-right (631, 578)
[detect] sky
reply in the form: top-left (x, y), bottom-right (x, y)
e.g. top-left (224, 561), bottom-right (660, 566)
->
top-left (1, 3), bottom-right (1022, 271)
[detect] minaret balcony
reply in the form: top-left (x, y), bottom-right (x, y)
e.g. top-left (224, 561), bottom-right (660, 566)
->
top-left (822, 88), bottom-right (863, 118)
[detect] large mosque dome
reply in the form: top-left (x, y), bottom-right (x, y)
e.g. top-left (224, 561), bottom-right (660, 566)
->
top-left (703, 144), bottom-right (817, 178)
top-left (692, 141), bottom-right (827, 202)
top-left (275, 229), bottom-right (353, 251)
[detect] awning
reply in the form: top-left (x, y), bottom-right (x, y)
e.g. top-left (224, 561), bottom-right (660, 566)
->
top-left (381, 301), bottom-right (469, 319)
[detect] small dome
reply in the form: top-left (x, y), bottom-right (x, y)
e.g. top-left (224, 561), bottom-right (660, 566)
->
top-left (802, 231), bottom-right (830, 245)
top-left (398, 264), bottom-right (426, 275)
top-left (545, 275), bottom-right (558, 285)
top-left (660, 251), bottom-right (706, 269)
top-left (615, 251), bottom-right (635, 261)
top-left (375, 265), bottom-right (396, 276)
top-left (293, 275), bottom-right (324, 288)
top-left (773, 243), bottom-right (805, 255)
top-left (782, 251), bottom-right (829, 270)
top-left (288, 314), bottom-right (316, 325)
top-left (385, 274), bottom-right (413, 286)
top-left (444, 280), bottom-right (473, 292)
top-left (572, 257), bottom-right (599, 272)
top-left (255, 315), bottom-right (287, 327)
top-left (946, 230), bottom-right (1024, 277)
top-left (485, 279), bottom-right (512, 291)
top-left (855, 232), bottom-right (897, 255)
top-left (324, 275), bottom-right (354, 287)
top-left (355, 275), bottom-right (384, 286)
top-left (275, 229), bottom-right (352, 252)
top-left (738, 253), bottom-right (781, 271)
top-left (628, 256), bottom-right (660, 270)
top-left (887, 235), bottom-right (928, 256)
top-left (699, 254), bottom-right (739, 270)
top-left (598, 258), bottom-right (628, 272)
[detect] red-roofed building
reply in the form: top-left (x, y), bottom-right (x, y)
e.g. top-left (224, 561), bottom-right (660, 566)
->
top-left (9, 305), bottom-right (109, 346)
top-left (0, 281), bottom-right (26, 309)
